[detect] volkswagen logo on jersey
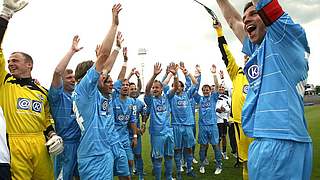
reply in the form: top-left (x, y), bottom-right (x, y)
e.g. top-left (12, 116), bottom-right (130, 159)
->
top-left (247, 65), bottom-right (259, 80)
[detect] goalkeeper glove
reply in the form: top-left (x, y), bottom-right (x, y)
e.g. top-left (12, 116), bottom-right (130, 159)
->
top-left (45, 133), bottom-right (64, 156)
top-left (1, 0), bottom-right (28, 19)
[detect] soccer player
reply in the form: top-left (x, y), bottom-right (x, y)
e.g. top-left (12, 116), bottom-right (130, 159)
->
top-left (213, 20), bottom-right (253, 179)
top-left (0, 1), bottom-right (63, 179)
top-left (113, 78), bottom-right (138, 177)
top-left (128, 68), bottom-right (148, 180)
top-left (144, 62), bottom-right (175, 180)
top-left (216, 0), bottom-right (312, 179)
top-left (71, 4), bottom-right (122, 179)
top-left (183, 63), bottom-right (201, 167)
top-left (215, 72), bottom-right (231, 160)
top-left (48, 35), bottom-right (83, 180)
top-left (193, 64), bottom-right (223, 175)
top-left (165, 64), bottom-right (198, 178)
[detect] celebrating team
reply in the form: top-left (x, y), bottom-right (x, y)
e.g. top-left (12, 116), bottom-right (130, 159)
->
top-left (0, 0), bottom-right (312, 180)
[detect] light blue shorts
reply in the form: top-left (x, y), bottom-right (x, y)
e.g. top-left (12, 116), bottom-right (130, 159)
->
top-left (150, 130), bottom-right (174, 159)
top-left (112, 142), bottom-right (130, 176)
top-left (198, 125), bottom-right (219, 145)
top-left (54, 141), bottom-right (79, 180)
top-left (132, 135), bottom-right (142, 155)
top-left (78, 151), bottom-right (114, 180)
top-left (248, 138), bottom-right (312, 180)
top-left (173, 125), bottom-right (196, 149)
top-left (121, 138), bottom-right (134, 161)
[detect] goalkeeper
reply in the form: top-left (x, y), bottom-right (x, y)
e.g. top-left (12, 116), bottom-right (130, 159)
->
top-left (0, 0), bottom-right (63, 180)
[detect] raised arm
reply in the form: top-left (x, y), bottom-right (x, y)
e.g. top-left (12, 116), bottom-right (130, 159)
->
top-left (127, 68), bottom-right (142, 94)
top-left (213, 22), bottom-right (240, 81)
top-left (117, 46), bottom-right (128, 80)
top-left (211, 64), bottom-right (219, 92)
top-left (162, 62), bottom-right (176, 86)
top-left (216, 0), bottom-right (246, 43)
top-left (51, 36), bottom-right (83, 88)
top-left (95, 3), bottom-right (122, 73)
top-left (145, 63), bottom-right (162, 96)
top-left (102, 31), bottom-right (123, 74)
top-left (168, 63), bottom-right (179, 97)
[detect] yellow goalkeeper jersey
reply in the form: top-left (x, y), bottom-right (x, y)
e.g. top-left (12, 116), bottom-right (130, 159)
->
top-left (0, 49), bottom-right (52, 134)
top-left (216, 29), bottom-right (248, 123)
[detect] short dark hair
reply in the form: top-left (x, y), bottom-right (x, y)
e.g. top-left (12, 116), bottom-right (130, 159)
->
top-left (153, 80), bottom-right (163, 88)
top-left (129, 82), bottom-right (136, 86)
top-left (12, 52), bottom-right (33, 64)
top-left (65, 69), bottom-right (73, 75)
top-left (75, 60), bottom-right (94, 82)
top-left (243, 2), bottom-right (253, 13)
top-left (202, 84), bottom-right (211, 90)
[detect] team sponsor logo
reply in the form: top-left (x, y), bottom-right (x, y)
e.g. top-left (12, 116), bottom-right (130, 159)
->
top-left (118, 115), bottom-right (129, 121)
top-left (243, 85), bottom-right (249, 94)
top-left (17, 98), bottom-right (43, 113)
top-left (247, 65), bottom-right (260, 80)
top-left (17, 98), bottom-right (31, 110)
top-left (32, 100), bottom-right (43, 113)
top-left (156, 105), bottom-right (166, 112)
top-left (101, 99), bottom-right (109, 111)
top-left (201, 101), bottom-right (210, 108)
top-left (177, 100), bottom-right (187, 107)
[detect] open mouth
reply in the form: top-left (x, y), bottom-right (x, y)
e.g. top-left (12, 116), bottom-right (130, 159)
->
top-left (246, 24), bottom-right (256, 33)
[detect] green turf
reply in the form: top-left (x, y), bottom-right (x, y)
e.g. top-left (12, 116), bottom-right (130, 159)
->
top-left (133, 105), bottom-right (319, 180)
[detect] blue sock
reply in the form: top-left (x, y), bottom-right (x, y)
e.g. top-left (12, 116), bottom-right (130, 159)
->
top-left (154, 158), bottom-right (162, 180)
top-left (199, 146), bottom-right (206, 166)
top-left (136, 156), bottom-right (144, 176)
top-left (213, 145), bottom-right (222, 168)
top-left (186, 152), bottom-right (193, 172)
top-left (164, 156), bottom-right (173, 180)
top-left (174, 150), bottom-right (182, 172)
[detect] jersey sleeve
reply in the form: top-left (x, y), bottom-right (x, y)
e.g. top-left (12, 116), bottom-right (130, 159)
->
top-left (187, 85), bottom-right (197, 99)
top-left (48, 83), bottom-right (63, 104)
top-left (0, 18), bottom-right (8, 86)
top-left (193, 93), bottom-right (201, 103)
top-left (113, 80), bottom-right (122, 95)
top-left (0, 49), bottom-right (7, 86)
top-left (217, 36), bottom-right (241, 81)
top-left (130, 101), bottom-right (137, 124)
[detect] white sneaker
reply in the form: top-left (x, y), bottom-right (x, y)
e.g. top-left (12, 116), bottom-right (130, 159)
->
top-left (180, 166), bottom-right (184, 172)
top-left (203, 158), bottom-right (209, 166)
top-left (232, 152), bottom-right (238, 158)
top-left (199, 166), bottom-right (205, 174)
top-left (214, 167), bottom-right (222, 175)
top-left (222, 152), bottom-right (229, 160)
top-left (182, 162), bottom-right (187, 168)
top-left (193, 158), bottom-right (198, 164)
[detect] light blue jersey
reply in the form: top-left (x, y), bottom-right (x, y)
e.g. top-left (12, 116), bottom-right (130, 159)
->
top-left (242, 0), bottom-right (311, 143)
top-left (72, 66), bottom-right (119, 158)
top-left (185, 75), bottom-right (201, 117)
top-left (49, 85), bottom-right (81, 180)
top-left (168, 86), bottom-right (196, 125)
top-left (144, 95), bottom-right (172, 136)
top-left (49, 85), bottom-right (80, 142)
top-left (113, 96), bottom-right (137, 142)
top-left (194, 92), bottom-right (219, 126)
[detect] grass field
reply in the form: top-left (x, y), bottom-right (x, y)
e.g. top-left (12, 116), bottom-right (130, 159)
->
top-left (134, 105), bottom-right (320, 180)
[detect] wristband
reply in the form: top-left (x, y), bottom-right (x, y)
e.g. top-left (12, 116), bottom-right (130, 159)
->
top-left (133, 134), bottom-right (138, 138)
top-left (115, 46), bottom-right (121, 52)
top-left (123, 61), bottom-right (128, 67)
top-left (216, 28), bottom-right (224, 37)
